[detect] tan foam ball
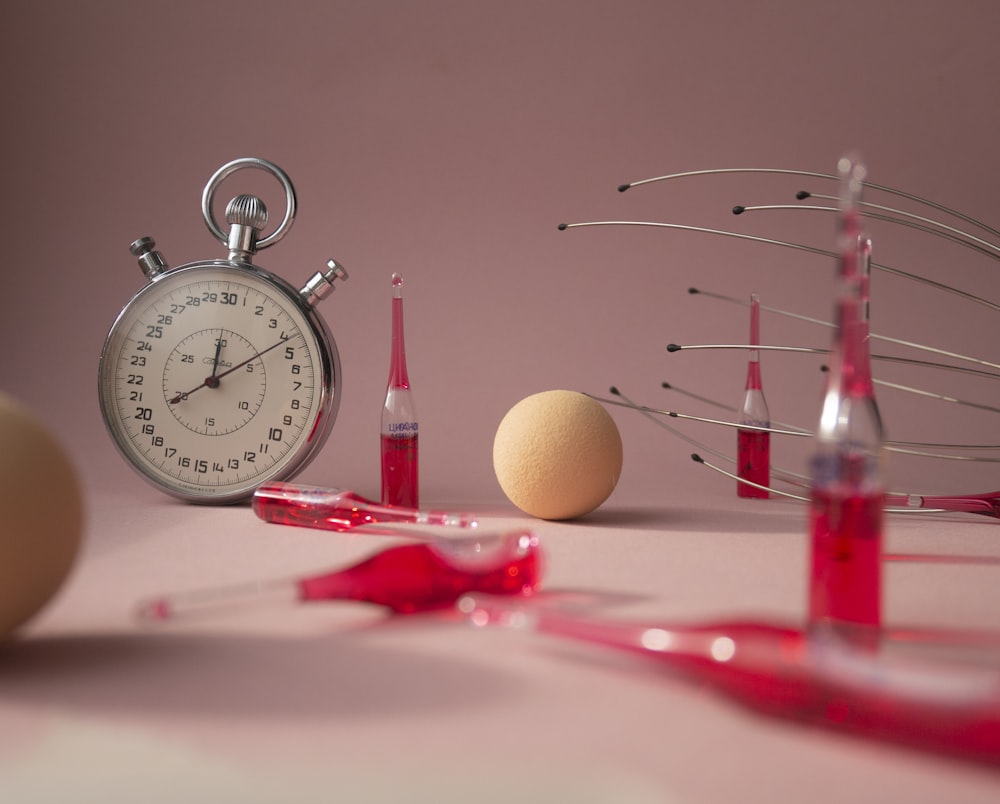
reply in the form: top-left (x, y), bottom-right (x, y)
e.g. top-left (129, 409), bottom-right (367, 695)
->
top-left (493, 390), bottom-right (623, 520)
top-left (0, 392), bottom-right (83, 638)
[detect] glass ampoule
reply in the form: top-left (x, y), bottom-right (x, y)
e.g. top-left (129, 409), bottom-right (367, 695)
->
top-left (381, 272), bottom-right (419, 507)
top-left (253, 482), bottom-right (477, 531)
top-left (737, 293), bottom-right (771, 498)
top-left (808, 155), bottom-right (886, 631)
top-left (464, 598), bottom-right (1000, 766)
top-left (139, 530), bottom-right (541, 620)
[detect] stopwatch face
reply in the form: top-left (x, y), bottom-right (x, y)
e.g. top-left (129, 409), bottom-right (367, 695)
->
top-left (98, 262), bottom-right (340, 503)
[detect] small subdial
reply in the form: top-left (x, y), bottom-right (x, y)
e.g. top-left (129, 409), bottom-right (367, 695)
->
top-left (163, 328), bottom-right (267, 435)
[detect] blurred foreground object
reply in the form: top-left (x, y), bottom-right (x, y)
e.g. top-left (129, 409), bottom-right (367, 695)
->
top-left (0, 392), bottom-right (83, 638)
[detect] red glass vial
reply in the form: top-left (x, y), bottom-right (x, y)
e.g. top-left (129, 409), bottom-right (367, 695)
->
top-left (382, 273), bottom-right (419, 507)
top-left (808, 155), bottom-right (885, 630)
top-left (737, 293), bottom-right (771, 498)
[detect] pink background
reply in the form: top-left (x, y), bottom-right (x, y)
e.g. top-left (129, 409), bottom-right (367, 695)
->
top-left (3, 0), bottom-right (999, 504)
top-left (3, 2), bottom-right (1000, 801)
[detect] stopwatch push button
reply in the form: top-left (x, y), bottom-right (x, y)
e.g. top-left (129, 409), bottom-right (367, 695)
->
top-left (300, 259), bottom-right (349, 307)
top-left (130, 237), bottom-right (168, 280)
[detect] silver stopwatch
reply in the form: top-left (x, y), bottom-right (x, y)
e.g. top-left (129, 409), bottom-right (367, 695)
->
top-left (98, 157), bottom-right (348, 503)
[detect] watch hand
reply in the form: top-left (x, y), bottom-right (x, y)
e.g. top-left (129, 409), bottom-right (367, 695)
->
top-left (200, 334), bottom-right (225, 391)
top-left (213, 335), bottom-right (290, 381)
top-left (169, 335), bottom-right (291, 404)
top-left (209, 335), bottom-right (224, 378)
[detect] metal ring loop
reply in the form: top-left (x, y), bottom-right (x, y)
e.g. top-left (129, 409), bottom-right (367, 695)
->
top-left (201, 157), bottom-right (297, 249)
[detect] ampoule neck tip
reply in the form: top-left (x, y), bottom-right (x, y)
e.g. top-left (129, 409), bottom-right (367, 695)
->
top-left (391, 272), bottom-right (404, 297)
top-left (136, 598), bottom-right (172, 622)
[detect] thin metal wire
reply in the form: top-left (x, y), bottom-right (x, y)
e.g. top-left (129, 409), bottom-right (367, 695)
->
top-left (591, 392), bottom-right (1000, 463)
top-left (658, 380), bottom-right (1000, 449)
top-left (608, 387), bottom-right (737, 467)
top-left (734, 203), bottom-right (1000, 263)
top-left (609, 387), bottom-right (1000, 507)
top-left (688, 287), bottom-right (1000, 373)
top-left (617, 167), bottom-right (1000, 242)
top-left (558, 221), bottom-right (1000, 314)
top-left (689, 454), bottom-right (998, 518)
top-left (796, 191), bottom-right (1000, 256)
top-left (667, 343), bottom-right (1000, 386)
top-left (587, 393), bottom-right (807, 437)
top-left (575, 166), bottom-right (1000, 510)
top-left (622, 385), bottom-right (814, 486)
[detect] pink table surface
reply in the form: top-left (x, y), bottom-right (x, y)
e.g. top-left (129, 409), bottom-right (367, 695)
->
top-left (2, 471), bottom-right (999, 803)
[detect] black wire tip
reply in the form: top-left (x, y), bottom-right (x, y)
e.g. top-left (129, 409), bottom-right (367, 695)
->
top-left (687, 287), bottom-right (700, 294)
top-left (691, 453), bottom-right (704, 464)
top-left (609, 386), bottom-right (621, 396)
top-left (796, 190), bottom-right (811, 200)
top-left (732, 205), bottom-right (746, 215)
top-left (666, 344), bottom-right (682, 352)
top-left (661, 381), bottom-right (672, 389)
top-left (557, 223), bottom-right (568, 230)
top-left (820, 365), bottom-right (829, 372)
top-left (617, 183), bottom-right (631, 193)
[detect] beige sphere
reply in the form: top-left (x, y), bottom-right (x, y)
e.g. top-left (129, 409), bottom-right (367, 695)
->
top-left (0, 392), bottom-right (83, 638)
top-left (493, 390), bottom-right (623, 520)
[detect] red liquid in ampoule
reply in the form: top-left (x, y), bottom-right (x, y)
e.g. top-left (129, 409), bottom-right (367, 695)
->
top-left (737, 429), bottom-right (770, 498)
top-left (381, 433), bottom-right (418, 509)
top-left (299, 535), bottom-right (541, 613)
top-left (808, 489), bottom-right (883, 628)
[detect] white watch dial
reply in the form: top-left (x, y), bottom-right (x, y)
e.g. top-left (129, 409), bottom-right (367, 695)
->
top-left (99, 264), bottom-right (336, 502)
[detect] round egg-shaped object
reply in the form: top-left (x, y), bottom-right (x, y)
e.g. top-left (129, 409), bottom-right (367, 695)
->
top-left (0, 392), bottom-right (83, 638)
top-left (493, 390), bottom-right (622, 520)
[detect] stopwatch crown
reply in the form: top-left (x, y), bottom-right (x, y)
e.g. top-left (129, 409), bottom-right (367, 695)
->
top-left (226, 194), bottom-right (268, 230)
top-left (225, 194), bottom-right (268, 261)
